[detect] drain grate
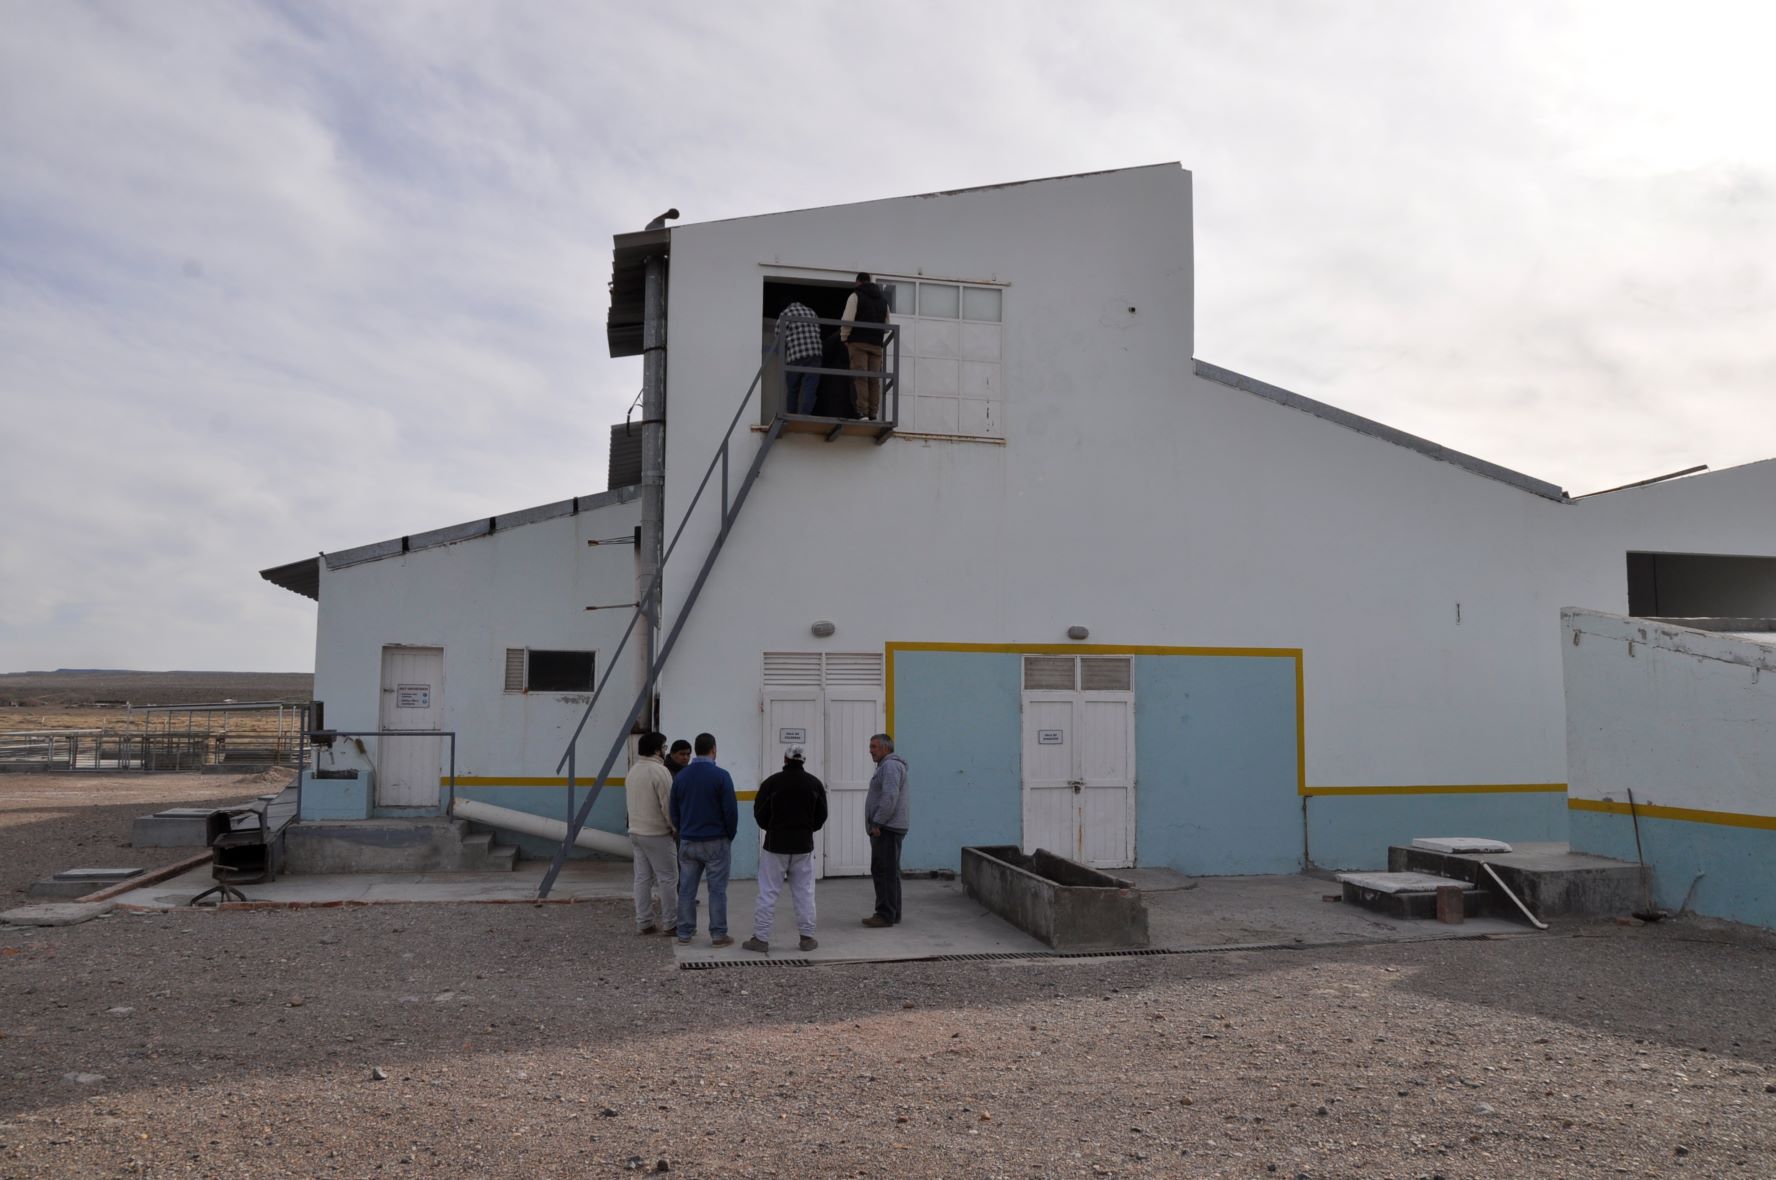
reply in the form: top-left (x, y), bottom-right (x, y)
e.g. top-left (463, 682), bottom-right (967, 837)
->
top-left (677, 930), bottom-right (1503, 970)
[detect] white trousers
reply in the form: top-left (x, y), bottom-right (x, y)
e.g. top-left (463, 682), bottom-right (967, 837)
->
top-left (630, 833), bottom-right (678, 930)
top-left (754, 849), bottom-right (817, 940)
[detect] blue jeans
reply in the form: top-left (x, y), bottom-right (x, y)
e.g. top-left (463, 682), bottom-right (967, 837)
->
top-left (676, 837), bottom-right (731, 938)
top-left (784, 359), bottom-right (820, 415)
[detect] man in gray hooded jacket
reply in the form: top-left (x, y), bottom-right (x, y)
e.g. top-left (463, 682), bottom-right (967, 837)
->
top-left (862, 733), bottom-right (909, 927)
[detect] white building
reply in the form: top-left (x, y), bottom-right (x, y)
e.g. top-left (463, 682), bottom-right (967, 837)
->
top-left (263, 163), bottom-right (1776, 882)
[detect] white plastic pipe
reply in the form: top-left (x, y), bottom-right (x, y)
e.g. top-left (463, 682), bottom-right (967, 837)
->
top-left (451, 797), bottom-right (632, 859)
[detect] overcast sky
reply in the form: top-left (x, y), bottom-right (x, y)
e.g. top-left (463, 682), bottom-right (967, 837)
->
top-left (4, 1), bottom-right (1773, 672)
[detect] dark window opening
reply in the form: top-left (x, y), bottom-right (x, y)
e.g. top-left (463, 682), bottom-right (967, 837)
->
top-left (1626, 552), bottom-right (1776, 618)
top-left (762, 278), bottom-right (863, 421)
top-left (526, 650), bottom-right (595, 692)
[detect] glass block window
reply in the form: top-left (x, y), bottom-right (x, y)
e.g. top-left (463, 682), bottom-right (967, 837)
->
top-left (880, 275), bottom-right (1005, 440)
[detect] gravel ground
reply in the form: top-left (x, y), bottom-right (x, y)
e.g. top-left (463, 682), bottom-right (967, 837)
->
top-left (2, 898), bottom-right (1773, 1179)
top-left (0, 774), bottom-right (283, 903)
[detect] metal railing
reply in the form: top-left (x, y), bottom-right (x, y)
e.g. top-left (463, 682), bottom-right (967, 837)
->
top-left (777, 318), bottom-right (901, 436)
top-left (304, 729), bottom-right (455, 818)
top-left (536, 349), bottom-right (792, 898)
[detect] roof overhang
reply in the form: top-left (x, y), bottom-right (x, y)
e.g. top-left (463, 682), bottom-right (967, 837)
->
top-left (607, 227), bottom-right (671, 358)
top-left (260, 557), bottom-right (320, 601)
top-left (257, 487), bottom-right (639, 603)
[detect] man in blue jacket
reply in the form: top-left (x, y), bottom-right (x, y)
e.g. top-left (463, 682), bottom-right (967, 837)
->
top-left (668, 732), bottom-right (739, 947)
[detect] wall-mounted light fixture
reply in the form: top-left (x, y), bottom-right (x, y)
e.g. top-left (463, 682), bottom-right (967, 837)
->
top-left (811, 620), bottom-right (836, 638)
top-left (1066, 625), bottom-right (1089, 641)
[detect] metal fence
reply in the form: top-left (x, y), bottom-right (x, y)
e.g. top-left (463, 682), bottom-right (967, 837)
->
top-left (0, 702), bottom-right (310, 773)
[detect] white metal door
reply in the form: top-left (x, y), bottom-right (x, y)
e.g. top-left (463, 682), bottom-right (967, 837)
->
top-left (377, 646), bottom-right (443, 808)
top-left (1021, 693), bottom-right (1078, 858)
top-left (1020, 688), bottom-right (1136, 867)
top-left (762, 691), bottom-right (824, 878)
top-left (823, 690), bottom-right (882, 876)
top-left (760, 653), bottom-right (883, 878)
top-left (1077, 694), bottom-right (1136, 867)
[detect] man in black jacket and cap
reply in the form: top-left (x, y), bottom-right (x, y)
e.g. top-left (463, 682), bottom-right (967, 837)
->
top-left (744, 746), bottom-right (828, 954)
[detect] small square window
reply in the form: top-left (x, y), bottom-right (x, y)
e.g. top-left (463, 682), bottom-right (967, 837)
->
top-left (882, 281), bottom-right (914, 315)
top-left (521, 650), bottom-right (595, 692)
top-left (962, 287), bottom-right (1002, 322)
top-left (918, 283), bottom-right (960, 318)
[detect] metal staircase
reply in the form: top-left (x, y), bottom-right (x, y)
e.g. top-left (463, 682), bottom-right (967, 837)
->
top-left (534, 358), bottom-right (786, 898)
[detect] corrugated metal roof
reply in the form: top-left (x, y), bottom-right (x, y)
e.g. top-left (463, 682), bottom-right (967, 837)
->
top-left (608, 422), bottom-right (643, 489)
top-left (259, 557), bottom-right (320, 601)
top-left (258, 486), bottom-right (640, 601)
top-left (607, 227), bottom-right (670, 358)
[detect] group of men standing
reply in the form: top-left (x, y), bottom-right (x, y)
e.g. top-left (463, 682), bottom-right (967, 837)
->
top-left (775, 272), bottom-right (891, 419)
top-left (625, 729), bottom-right (910, 952)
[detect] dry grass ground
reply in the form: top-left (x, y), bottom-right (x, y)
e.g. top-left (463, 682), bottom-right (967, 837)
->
top-left (1, 777), bottom-right (1773, 1179)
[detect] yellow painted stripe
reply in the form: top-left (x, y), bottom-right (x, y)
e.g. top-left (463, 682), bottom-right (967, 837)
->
top-left (441, 776), bottom-right (626, 788)
top-left (1306, 783), bottom-right (1566, 798)
top-left (737, 791), bottom-right (758, 802)
top-left (884, 640), bottom-right (1307, 796)
top-left (1569, 796), bottom-right (1776, 831)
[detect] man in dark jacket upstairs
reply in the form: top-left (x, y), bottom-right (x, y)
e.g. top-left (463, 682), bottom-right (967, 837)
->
top-left (839, 272), bottom-right (891, 420)
top-left (744, 745), bottom-right (828, 955)
top-left (668, 732), bottom-right (738, 948)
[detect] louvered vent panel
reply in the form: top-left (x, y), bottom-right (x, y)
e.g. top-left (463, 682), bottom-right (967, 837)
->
top-left (762, 652), bottom-right (823, 688)
top-left (504, 648), bottom-right (527, 692)
top-left (1080, 657), bottom-right (1132, 691)
top-left (1023, 656), bottom-right (1076, 690)
top-left (824, 653), bottom-right (884, 686)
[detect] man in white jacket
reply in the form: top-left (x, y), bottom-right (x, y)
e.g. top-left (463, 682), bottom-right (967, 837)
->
top-left (626, 731), bottom-right (678, 934)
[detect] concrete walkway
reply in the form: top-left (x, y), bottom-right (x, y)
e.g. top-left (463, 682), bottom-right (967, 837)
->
top-left (107, 862), bottom-right (1533, 965)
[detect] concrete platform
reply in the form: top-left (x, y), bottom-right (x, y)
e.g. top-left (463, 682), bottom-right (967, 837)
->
top-left (106, 863), bottom-right (1532, 965)
top-left (1387, 841), bottom-right (1643, 916)
top-left (27, 866), bottom-right (146, 899)
top-left (1336, 872), bottom-right (1487, 919)
top-left (0, 901), bottom-right (117, 927)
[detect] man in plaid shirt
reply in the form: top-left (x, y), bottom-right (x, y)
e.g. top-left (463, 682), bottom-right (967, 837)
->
top-left (775, 301), bottom-right (823, 415)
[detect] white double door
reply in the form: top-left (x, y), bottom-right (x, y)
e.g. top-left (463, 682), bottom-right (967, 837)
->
top-left (1021, 690), bottom-right (1136, 868)
top-left (760, 682), bottom-right (882, 878)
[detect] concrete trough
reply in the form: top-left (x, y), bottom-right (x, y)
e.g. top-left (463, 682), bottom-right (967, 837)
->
top-left (961, 845), bottom-right (1149, 950)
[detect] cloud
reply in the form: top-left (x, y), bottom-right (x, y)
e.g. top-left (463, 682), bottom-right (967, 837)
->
top-left (3, 0), bottom-right (1774, 670)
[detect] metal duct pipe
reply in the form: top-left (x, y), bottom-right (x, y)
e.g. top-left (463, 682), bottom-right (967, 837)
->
top-left (451, 797), bottom-right (632, 859)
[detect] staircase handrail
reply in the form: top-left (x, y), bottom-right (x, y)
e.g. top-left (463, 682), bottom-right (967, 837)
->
top-left (535, 349), bottom-right (787, 897)
top-left (552, 351), bottom-right (775, 769)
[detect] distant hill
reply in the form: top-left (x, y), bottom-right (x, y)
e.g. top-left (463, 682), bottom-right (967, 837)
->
top-left (0, 670), bottom-right (313, 707)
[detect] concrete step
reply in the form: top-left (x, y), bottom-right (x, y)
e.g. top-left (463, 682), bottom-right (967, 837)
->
top-left (1338, 871), bottom-right (1488, 920)
top-left (1387, 841), bottom-right (1643, 917)
top-left (285, 817), bottom-right (482, 874)
top-left (460, 832), bottom-right (519, 871)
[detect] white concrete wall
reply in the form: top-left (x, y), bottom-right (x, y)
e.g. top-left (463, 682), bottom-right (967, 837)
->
top-left (646, 166), bottom-right (1776, 802)
top-left (1561, 609), bottom-right (1776, 816)
top-left (312, 494), bottom-right (644, 782)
